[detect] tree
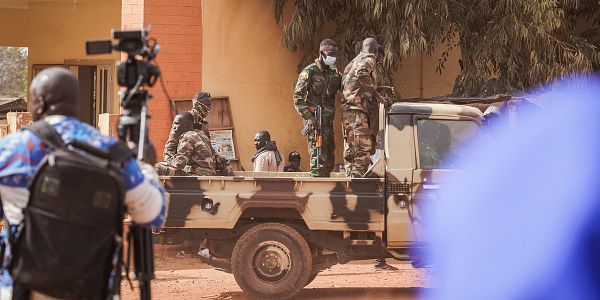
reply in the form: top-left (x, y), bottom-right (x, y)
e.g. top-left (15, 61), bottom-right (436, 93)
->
top-left (272, 0), bottom-right (600, 96)
top-left (0, 47), bottom-right (28, 99)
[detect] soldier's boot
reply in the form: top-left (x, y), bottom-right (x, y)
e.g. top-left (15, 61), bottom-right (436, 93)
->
top-left (374, 258), bottom-right (399, 271)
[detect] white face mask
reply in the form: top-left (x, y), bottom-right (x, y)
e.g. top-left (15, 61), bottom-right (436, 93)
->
top-left (323, 55), bottom-right (337, 66)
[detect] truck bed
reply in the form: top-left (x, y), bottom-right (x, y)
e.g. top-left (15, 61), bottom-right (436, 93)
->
top-left (160, 172), bottom-right (385, 232)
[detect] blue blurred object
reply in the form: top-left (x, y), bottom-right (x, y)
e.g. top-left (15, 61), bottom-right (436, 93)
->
top-left (424, 75), bottom-right (600, 300)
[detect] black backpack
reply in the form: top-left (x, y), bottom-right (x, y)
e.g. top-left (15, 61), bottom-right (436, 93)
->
top-left (10, 120), bottom-right (133, 299)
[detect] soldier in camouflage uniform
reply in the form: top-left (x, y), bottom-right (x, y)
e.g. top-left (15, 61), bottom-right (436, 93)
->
top-left (162, 92), bottom-right (234, 176)
top-left (156, 112), bottom-right (217, 176)
top-left (163, 92), bottom-right (212, 162)
top-left (293, 39), bottom-right (342, 177)
top-left (341, 38), bottom-right (391, 177)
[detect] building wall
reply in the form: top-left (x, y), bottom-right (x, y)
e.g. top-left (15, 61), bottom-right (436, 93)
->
top-left (27, 0), bottom-right (122, 101)
top-left (0, 1), bottom-right (122, 111)
top-left (202, 0), bottom-right (462, 171)
top-left (0, 0), bottom-right (203, 162)
top-left (142, 0), bottom-right (203, 159)
top-left (202, 0), bottom-right (309, 170)
top-left (0, 8), bottom-right (29, 47)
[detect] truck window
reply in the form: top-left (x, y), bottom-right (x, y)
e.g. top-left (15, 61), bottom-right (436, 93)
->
top-left (417, 119), bottom-right (479, 169)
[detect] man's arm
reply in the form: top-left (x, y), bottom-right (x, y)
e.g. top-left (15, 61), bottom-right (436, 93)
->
top-left (163, 114), bottom-right (189, 162)
top-left (0, 132), bottom-right (40, 225)
top-left (0, 176), bottom-right (30, 225)
top-left (293, 69), bottom-right (314, 120)
top-left (355, 55), bottom-right (377, 100)
top-left (123, 159), bottom-right (166, 228)
top-left (170, 136), bottom-right (194, 171)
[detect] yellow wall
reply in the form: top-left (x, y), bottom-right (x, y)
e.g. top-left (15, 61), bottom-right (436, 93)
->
top-left (202, 0), bottom-right (310, 170)
top-left (29, 1), bottom-right (122, 112)
top-left (27, 1), bottom-right (121, 68)
top-left (202, 0), bottom-right (462, 171)
top-left (0, 8), bottom-right (29, 47)
top-left (0, 1), bottom-right (122, 110)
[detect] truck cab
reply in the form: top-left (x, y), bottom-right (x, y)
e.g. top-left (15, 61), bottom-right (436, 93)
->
top-left (385, 103), bottom-right (482, 248)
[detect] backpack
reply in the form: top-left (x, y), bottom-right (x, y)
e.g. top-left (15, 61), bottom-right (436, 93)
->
top-left (10, 120), bottom-right (133, 299)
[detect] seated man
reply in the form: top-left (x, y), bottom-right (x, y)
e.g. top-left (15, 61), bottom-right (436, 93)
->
top-left (157, 113), bottom-right (216, 176)
top-left (284, 151), bottom-right (302, 172)
top-left (252, 130), bottom-right (284, 172)
top-left (163, 92), bottom-right (212, 162)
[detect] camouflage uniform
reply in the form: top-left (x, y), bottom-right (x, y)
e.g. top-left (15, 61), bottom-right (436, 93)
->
top-left (163, 112), bottom-right (195, 163)
top-left (162, 94), bottom-right (234, 176)
top-left (293, 59), bottom-right (341, 177)
top-left (157, 130), bottom-right (216, 176)
top-left (341, 51), bottom-right (378, 177)
top-left (164, 96), bottom-right (211, 162)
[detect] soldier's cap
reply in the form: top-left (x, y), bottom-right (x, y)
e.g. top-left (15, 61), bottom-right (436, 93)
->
top-left (289, 151), bottom-right (301, 160)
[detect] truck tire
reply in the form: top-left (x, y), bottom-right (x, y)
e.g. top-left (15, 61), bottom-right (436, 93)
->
top-left (231, 223), bottom-right (312, 300)
top-left (305, 272), bottom-right (318, 287)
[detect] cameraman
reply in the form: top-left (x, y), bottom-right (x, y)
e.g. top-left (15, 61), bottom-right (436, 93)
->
top-left (0, 68), bottom-right (166, 298)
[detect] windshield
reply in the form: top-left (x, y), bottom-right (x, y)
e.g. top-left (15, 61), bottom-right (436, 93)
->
top-left (417, 119), bottom-right (480, 169)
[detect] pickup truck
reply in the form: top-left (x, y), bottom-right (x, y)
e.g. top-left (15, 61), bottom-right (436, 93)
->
top-left (157, 101), bottom-right (485, 299)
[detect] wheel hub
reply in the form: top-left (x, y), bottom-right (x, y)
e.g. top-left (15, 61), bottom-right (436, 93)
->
top-left (252, 241), bottom-right (291, 282)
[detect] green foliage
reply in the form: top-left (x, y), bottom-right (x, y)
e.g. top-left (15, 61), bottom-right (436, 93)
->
top-left (0, 47), bottom-right (28, 99)
top-left (273, 0), bottom-right (600, 96)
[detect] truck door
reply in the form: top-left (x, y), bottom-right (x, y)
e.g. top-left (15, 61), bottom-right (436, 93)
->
top-left (385, 113), bottom-right (418, 247)
top-left (411, 117), bottom-right (480, 241)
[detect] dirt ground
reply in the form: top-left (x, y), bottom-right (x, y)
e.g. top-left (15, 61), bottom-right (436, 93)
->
top-left (121, 253), bottom-right (431, 300)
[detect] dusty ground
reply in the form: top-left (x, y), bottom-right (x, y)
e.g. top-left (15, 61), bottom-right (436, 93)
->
top-left (121, 253), bottom-right (431, 300)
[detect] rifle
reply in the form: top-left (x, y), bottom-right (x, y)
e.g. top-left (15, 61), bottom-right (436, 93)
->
top-left (315, 106), bottom-right (323, 169)
top-left (301, 106), bottom-right (323, 169)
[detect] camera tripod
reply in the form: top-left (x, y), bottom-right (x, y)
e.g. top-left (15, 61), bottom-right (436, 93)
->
top-left (118, 89), bottom-right (155, 300)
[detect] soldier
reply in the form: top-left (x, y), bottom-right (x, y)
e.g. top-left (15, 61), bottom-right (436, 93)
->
top-left (162, 92), bottom-right (233, 176)
top-left (341, 38), bottom-right (392, 177)
top-left (156, 112), bottom-right (217, 176)
top-left (284, 151), bottom-right (302, 172)
top-left (293, 39), bottom-right (342, 177)
top-left (163, 91), bottom-right (211, 162)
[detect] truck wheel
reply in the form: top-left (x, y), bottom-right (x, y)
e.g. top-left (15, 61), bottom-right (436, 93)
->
top-left (231, 223), bottom-right (312, 300)
top-left (305, 272), bottom-right (318, 287)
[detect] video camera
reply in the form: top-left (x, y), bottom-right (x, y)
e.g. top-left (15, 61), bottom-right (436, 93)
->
top-left (86, 28), bottom-right (160, 103)
top-left (86, 27), bottom-right (158, 161)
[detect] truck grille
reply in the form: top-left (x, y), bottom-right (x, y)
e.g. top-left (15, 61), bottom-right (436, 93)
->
top-left (388, 182), bottom-right (411, 194)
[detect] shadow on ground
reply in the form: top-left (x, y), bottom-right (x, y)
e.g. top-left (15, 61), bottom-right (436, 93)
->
top-left (209, 287), bottom-right (425, 300)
